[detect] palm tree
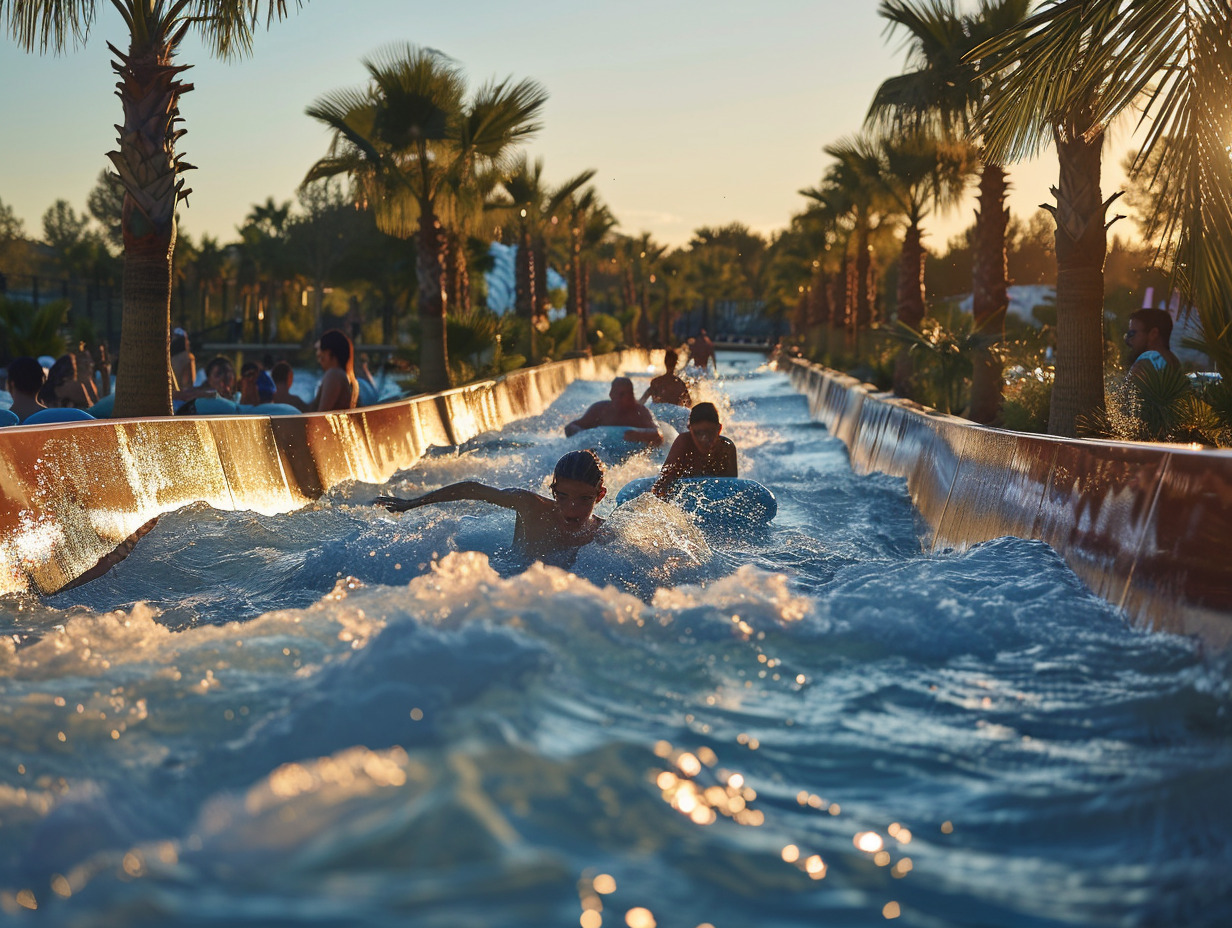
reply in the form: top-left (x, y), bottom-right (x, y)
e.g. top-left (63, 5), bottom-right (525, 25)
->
top-left (974, 1), bottom-right (1148, 436)
top-left (495, 156), bottom-right (596, 361)
top-left (817, 136), bottom-right (891, 338)
top-left (305, 44), bottom-right (547, 392)
top-left (878, 131), bottom-right (976, 331)
top-left (564, 188), bottom-right (615, 353)
top-left (797, 191), bottom-right (853, 351)
top-left (1, 1), bottom-right (304, 417)
top-left (986, 0), bottom-right (1232, 389)
top-left (870, 0), bottom-right (1031, 422)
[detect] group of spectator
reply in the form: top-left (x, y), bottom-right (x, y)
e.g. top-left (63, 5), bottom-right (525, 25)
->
top-left (2, 326), bottom-right (373, 425)
top-left (172, 326), bottom-right (366, 415)
top-left (0, 346), bottom-right (111, 425)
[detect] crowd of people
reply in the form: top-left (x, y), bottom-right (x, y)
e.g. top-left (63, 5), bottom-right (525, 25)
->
top-left (0, 327), bottom-right (376, 424)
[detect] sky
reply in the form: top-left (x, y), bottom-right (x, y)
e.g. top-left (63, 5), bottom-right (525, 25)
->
top-left (0, 0), bottom-right (1134, 253)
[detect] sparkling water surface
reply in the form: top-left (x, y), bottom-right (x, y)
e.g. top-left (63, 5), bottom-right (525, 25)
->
top-left (1, 355), bottom-right (1229, 927)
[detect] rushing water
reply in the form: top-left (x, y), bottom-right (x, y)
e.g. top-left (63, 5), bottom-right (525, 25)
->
top-left (1, 355), bottom-right (1229, 927)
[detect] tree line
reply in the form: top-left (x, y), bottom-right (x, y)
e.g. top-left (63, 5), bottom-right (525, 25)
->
top-left (4, 1), bottom-right (1230, 438)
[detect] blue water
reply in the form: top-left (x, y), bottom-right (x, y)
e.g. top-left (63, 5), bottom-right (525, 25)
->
top-left (1, 355), bottom-right (1229, 927)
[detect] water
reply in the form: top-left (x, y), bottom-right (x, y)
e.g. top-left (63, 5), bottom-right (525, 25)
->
top-left (1, 355), bottom-right (1229, 927)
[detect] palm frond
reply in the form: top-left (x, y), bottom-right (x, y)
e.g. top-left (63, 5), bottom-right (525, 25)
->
top-left (0, 0), bottom-right (96, 52)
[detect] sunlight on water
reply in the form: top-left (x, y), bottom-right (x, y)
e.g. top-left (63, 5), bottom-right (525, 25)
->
top-left (1, 354), bottom-right (1229, 927)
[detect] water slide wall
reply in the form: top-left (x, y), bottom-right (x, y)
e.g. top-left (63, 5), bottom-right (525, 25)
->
top-left (0, 351), bottom-right (650, 598)
top-left (783, 358), bottom-right (1232, 649)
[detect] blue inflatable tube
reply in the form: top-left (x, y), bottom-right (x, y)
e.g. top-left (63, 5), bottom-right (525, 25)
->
top-left (565, 425), bottom-right (675, 465)
top-left (615, 476), bottom-right (777, 527)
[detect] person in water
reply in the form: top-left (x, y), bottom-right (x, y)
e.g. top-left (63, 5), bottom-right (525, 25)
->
top-left (565, 376), bottom-right (662, 444)
top-left (374, 449), bottom-right (608, 562)
top-left (1125, 308), bottom-right (1180, 377)
top-left (688, 329), bottom-right (717, 374)
top-left (309, 328), bottom-right (360, 411)
top-left (652, 402), bottom-right (737, 498)
top-left (269, 361), bottom-right (309, 411)
top-left (639, 348), bottom-right (692, 408)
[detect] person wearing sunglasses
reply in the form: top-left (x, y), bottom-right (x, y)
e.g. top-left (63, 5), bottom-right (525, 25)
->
top-left (1124, 308), bottom-right (1180, 377)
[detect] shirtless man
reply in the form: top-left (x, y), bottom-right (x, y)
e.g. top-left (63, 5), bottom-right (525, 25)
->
top-left (374, 450), bottom-right (608, 563)
top-left (689, 329), bottom-right (717, 374)
top-left (639, 349), bottom-right (692, 408)
top-left (652, 402), bottom-right (737, 498)
top-left (565, 377), bottom-right (662, 444)
top-left (270, 361), bottom-right (309, 411)
top-left (1125, 308), bottom-right (1181, 377)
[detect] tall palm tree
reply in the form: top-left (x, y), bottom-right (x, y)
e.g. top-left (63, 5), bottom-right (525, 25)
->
top-left (496, 156), bottom-right (595, 360)
top-left (877, 130), bottom-right (976, 333)
top-left (797, 190), bottom-right (853, 346)
top-left (870, 0), bottom-right (1031, 422)
top-left (974, 1), bottom-right (1152, 436)
top-left (1, 0), bottom-right (303, 416)
top-left (564, 188), bottom-right (615, 353)
top-left (987, 0), bottom-right (1232, 387)
top-left (818, 136), bottom-right (890, 337)
top-left (305, 44), bottom-right (547, 392)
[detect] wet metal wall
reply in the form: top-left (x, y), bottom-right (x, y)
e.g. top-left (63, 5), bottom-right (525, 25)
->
top-left (0, 352), bottom-right (650, 597)
top-left (784, 359), bottom-right (1232, 649)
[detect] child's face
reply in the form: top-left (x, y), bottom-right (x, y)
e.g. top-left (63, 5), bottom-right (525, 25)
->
top-left (551, 477), bottom-right (606, 532)
top-left (689, 421), bottom-right (722, 451)
top-left (208, 365), bottom-right (235, 395)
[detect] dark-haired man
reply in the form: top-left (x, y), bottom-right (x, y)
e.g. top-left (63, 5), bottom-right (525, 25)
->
top-left (640, 349), bottom-right (692, 408)
top-left (1125, 308), bottom-right (1180, 377)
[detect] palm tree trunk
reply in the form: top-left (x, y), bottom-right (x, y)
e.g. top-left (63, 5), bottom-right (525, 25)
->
top-left (660, 283), bottom-right (673, 345)
top-left (579, 263), bottom-right (591, 351)
top-left (896, 222), bottom-right (926, 329)
top-left (115, 209), bottom-right (175, 416)
top-left (458, 247), bottom-right (472, 315)
top-left (969, 161), bottom-right (1011, 423)
top-left (892, 221), bottom-right (926, 397)
top-left (107, 36), bottom-right (192, 418)
top-left (854, 212), bottom-right (872, 331)
top-left (533, 238), bottom-right (550, 319)
top-left (1047, 118), bottom-right (1110, 437)
top-left (515, 225), bottom-right (536, 361)
top-left (417, 210), bottom-right (450, 392)
top-left (444, 233), bottom-right (460, 312)
top-left (515, 225), bottom-right (534, 319)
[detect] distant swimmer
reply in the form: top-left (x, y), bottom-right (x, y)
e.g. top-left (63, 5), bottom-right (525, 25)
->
top-left (688, 329), bottom-right (717, 374)
top-left (639, 349), bottom-right (692, 408)
top-left (652, 402), bottom-right (737, 498)
top-left (374, 450), bottom-right (609, 564)
top-left (565, 376), bottom-right (662, 444)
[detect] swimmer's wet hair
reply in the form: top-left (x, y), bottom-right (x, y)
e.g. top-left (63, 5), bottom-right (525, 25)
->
top-left (689, 402), bottom-right (721, 425)
top-left (552, 449), bottom-right (605, 488)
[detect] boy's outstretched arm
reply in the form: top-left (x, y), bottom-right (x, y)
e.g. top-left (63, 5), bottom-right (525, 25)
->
top-left (374, 481), bottom-right (522, 513)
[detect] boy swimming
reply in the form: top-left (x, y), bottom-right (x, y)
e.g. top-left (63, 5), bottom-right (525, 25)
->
top-left (374, 450), bottom-right (608, 563)
top-left (652, 402), bottom-right (737, 497)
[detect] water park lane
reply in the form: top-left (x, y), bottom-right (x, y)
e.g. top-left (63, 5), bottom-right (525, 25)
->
top-left (1, 354), bottom-right (1230, 927)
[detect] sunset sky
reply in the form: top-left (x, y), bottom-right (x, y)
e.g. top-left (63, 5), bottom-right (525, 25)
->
top-left (1, 0), bottom-right (1134, 252)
